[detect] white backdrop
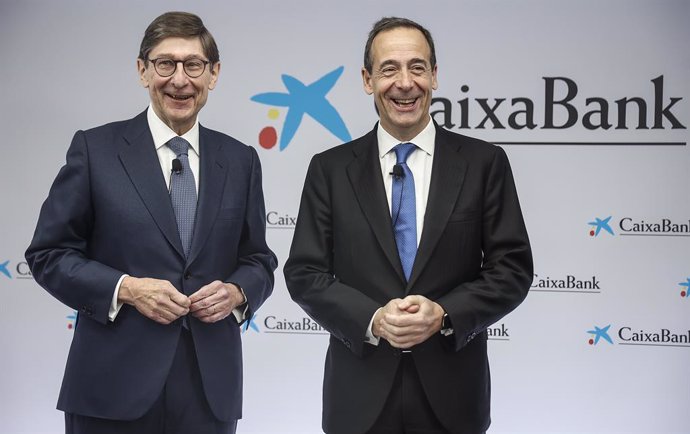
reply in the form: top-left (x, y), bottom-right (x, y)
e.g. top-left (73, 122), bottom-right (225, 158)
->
top-left (1, 1), bottom-right (688, 433)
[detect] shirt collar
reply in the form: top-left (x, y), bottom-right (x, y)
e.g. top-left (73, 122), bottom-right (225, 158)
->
top-left (377, 115), bottom-right (435, 159)
top-left (146, 105), bottom-right (200, 156)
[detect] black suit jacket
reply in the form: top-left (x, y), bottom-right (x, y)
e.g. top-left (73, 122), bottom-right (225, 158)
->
top-left (26, 111), bottom-right (277, 421)
top-left (284, 123), bottom-right (532, 434)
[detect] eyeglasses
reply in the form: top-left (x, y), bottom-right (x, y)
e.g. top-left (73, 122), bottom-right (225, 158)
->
top-left (147, 57), bottom-right (210, 78)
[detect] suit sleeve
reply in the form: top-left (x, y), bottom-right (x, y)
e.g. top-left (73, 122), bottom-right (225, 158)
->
top-left (437, 146), bottom-right (533, 351)
top-left (284, 155), bottom-right (380, 358)
top-left (25, 131), bottom-right (124, 325)
top-left (225, 146), bottom-right (277, 321)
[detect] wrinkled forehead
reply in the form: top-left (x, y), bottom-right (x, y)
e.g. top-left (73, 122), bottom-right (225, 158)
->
top-left (148, 36), bottom-right (205, 58)
top-left (370, 27), bottom-right (432, 66)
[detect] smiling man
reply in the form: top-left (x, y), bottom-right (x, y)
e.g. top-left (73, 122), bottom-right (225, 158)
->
top-left (284, 17), bottom-right (533, 434)
top-left (26, 11), bottom-right (276, 434)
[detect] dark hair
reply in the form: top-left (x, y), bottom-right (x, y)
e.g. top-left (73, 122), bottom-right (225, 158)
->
top-left (363, 17), bottom-right (436, 74)
top-left (139, 11), bottom-right (219, 64)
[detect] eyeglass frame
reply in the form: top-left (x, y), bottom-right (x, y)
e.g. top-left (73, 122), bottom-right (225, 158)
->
top-left (146, 57), bottom-right (212, 78)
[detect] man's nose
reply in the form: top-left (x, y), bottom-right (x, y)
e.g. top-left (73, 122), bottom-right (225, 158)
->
top-left (170, 62), bottom-right (189, 87)
top-left (396, 69), bottom-right (414, 89)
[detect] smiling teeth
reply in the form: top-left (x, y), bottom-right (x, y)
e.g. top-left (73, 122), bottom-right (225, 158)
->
top-left (395, 98), bottom-right (415, 104)
top-left (171, 95), bottom-right (191, 100)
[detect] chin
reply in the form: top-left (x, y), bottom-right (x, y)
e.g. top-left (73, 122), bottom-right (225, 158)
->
top-left (393, 114), bottom-right (424, 127)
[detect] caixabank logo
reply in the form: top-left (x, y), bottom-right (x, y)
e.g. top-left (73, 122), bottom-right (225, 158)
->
top-left (265, 210), bottom-right (297, 230)
top-left (242, 314), bottom-right (260, 333)
top-left (0, 258), bottom-right (34, 280)
top-left (242, 313), bottom-right (328, 335)
top-left (251, 66), bottom-right (351, 151)
top-left (588, 215), bottom-right (690, 238)
top-left (587, 324), bottom-right (613, 345)
top-left (679, 277), bottom-right (690, 299)
top-left (531, 272), bottom-right (603, 294)
top-left (431, 75), bottom-right (686, 145)
top-left (487, 322), bottom-right (510, 341)
top-left (588, 216), bottom-right (614, 237)
top-left (587, 323), bottom-right (690, 348)
top-left (67, 310), bottom-right (78, 330)
top-left (0, 260), bottom-right (10, 279)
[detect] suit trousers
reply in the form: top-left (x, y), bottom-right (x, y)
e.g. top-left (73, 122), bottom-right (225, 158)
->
top-left (365, 353), bottom-right (451, 434)
top-left (65, 329), bottom-right (237, 434)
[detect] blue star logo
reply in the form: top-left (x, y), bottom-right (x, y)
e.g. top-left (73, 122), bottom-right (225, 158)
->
top-left (242, 314), bottom-right (260, 333)
top-left (679, 278), bottom-right (690, 298)
top-left (0, 260), bottom-right (11, 278)
top-left (587, 324), bottom-right (613, 345)
top-left (251, 66), bottom-right (351, 150)
top-left (588, 216), bottom-right (614, 236)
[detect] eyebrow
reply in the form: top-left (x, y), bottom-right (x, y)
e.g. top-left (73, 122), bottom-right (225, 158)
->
top-left (149, 53), bottom-right (206, 60)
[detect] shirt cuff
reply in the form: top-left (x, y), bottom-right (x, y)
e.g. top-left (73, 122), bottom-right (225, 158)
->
top-left (231, 285), bottom-right (248, 323)
top-left (109, 274), bottom-right (128, 322)
top-left (365, 308), bottom-right (381, 346)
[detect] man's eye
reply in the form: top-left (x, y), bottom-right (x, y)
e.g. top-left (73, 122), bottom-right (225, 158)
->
top-left (186, 60), bottom-right (204, 70)
top-left (157, 60), bottom-right (175, 70)
top-left (381, 68), bottom-right (397, 76)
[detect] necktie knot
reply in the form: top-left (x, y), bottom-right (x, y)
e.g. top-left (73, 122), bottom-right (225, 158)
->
top-left (168, 136), bottom-right (190, 157)
top-left (394, 142), bottom-right (416, 165)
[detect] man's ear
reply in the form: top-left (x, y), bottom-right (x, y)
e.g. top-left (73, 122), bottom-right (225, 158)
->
top-left (362, 67), bottom-right (374, 95)
top-left (137, 58), bottom-right (150, 88)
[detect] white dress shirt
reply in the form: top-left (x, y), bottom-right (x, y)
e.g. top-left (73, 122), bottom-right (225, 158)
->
top-left (377, 117), bottom-right (435, 246)
top-left (149, 107), bottom-right (201, 195)
top-left (366, 116), bottom-right (436, 344)
top-left (108, 106), bottom-right (201, 321)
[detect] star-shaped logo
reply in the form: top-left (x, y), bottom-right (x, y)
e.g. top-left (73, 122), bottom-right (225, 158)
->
top-left (0, 260), bottom-right (11, 279)
top-left (588, 216), bottom-right (614, 237)
top-left (251, 66), bottom-right (351, 150)
top-left (679, 278), bottom-right (690, 298)
top-left (587, 324), bottom-right (613, 345)
top-left (242, 314), bottom-right (260, 333)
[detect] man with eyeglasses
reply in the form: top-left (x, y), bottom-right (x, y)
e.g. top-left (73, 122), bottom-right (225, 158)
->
top-left (26, 11), bottom-right (276, 434)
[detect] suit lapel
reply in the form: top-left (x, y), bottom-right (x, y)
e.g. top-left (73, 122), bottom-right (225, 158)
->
top-left (118, 111), bottom-right (185, 259)
top-left (407, 125), bottom-right (468, 290)
top-left (187, 125), bottom-right (227, 265)
top-left (346, 127), bottom-right (406, 283)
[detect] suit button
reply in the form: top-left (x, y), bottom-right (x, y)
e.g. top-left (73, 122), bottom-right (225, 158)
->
top-left (466, 332), bottom-right (477, 344)
top-left (184, 271), bottom-right (191, 280)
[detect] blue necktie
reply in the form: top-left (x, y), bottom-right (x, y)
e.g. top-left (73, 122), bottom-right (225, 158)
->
top-left (167, 137), bottom-right (197, 258)
top-left (391, 142), bottom-right (417, 281)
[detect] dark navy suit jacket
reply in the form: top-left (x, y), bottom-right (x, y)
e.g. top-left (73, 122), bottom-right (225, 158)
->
top-left (26, 110), bottom-right (277, 421)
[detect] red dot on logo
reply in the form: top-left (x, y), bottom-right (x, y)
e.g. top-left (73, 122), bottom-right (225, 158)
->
top-left (258, 126), bottom-right (277, 149)
top-left (588, 339), bottom-right (594, 345)
top-left (589, 230), bottom-right (595, 236)
top-left (682, 291), bottom-right (687, 297)
top-left (68, 324), bottom-right (73, 329)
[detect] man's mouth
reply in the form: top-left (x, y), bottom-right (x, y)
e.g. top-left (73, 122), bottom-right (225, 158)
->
top-left (392, 98), bottom-right (418, 108)
top-left (167, 93), bottom-right (193, 101)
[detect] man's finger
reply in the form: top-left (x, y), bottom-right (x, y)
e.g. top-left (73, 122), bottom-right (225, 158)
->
top-left (168, 289), bottom-right (191, 309)
top-left (189, 280), bottom-right (224, 303)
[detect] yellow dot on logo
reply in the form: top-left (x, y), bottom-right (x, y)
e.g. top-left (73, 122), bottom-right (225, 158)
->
top-left (267, 108), bottom-right (280, 120)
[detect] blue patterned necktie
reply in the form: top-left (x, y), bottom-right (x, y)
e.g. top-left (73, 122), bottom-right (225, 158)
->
top-left (391, 142), bottom-right (417, 281)
top-left (167, 137), bottom-right (197, 258)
